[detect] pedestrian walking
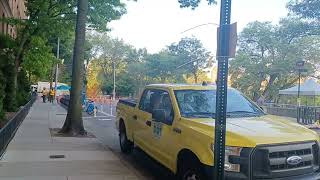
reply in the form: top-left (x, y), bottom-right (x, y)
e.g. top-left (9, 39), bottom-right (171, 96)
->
top-left (42, 87), bottom-right (48, 103)
top-left (49, 88), bottom-right (55, 103)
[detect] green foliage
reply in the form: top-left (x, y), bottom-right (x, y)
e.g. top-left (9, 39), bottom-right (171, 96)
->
top-left (16, 69), bottom-right (31, 107)
top-left (0, 70), bottom-right (5, 119)
top-left (90, 34), bottom-right (149, 97)
top-left (101, 74), bottom-right (135, 97)
top-left (88, 35), bottom-right (211, 97)
top-left (230, 20), bottom-right (320, 101)
top-left (22, 36), bottom-right (56, 81)
top-left (169, 37), bottom-right (211, 83)
top-left (0, 34), bottom-right (14, 116)
top-left (22, 0), bottom-right (126, 37)
top-left (178, 0), bottom-right (216, 9)
top-left (3, 63), bottom-right (17, 112)
top-left (145, 52), bottom-right (184, 82)
top-left (90, 33), bottom-right (138, 80)
top-left (0, 35), bottom-right (17, 113)
top-left (288, 0), bottom-right (320, 20)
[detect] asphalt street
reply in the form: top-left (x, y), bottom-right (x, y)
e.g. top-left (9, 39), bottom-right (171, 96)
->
top-left (82, 102), bottom-right (176, 180)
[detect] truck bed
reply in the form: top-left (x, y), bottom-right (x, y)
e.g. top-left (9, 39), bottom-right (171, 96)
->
top-left (118, 99), bottom-right (137, 107)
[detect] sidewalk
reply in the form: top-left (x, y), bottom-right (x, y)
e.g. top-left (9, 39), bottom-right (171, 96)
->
top-left (0, 100), bottom-right (140, 180)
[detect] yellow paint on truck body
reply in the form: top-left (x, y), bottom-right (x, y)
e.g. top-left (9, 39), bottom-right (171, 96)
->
top-left (116, 84), bottom-right (320, 173)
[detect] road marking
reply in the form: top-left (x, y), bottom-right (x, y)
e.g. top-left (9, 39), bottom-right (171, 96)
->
top-left (99, 118), bottom-right (112, 121)
top-left (100, 111), bottom-right (116, 117)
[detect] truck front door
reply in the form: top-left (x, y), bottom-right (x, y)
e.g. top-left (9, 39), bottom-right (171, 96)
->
top-left (134, 89), bottom-right (157, 155)
top-left (150, 91), bottom-right (178, 170)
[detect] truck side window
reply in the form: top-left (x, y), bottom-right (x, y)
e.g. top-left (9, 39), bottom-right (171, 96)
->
top-left (139, 89), bottom-right (174, 124)
top-left (139, 89), bottom-right (154, 113)
top-left (160, 93), bottom-right (174, 125)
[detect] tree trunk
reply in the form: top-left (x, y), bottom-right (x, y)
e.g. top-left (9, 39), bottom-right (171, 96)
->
top-left (60, 0), bottom-right (88, 135)
top-left (262, 75), bottom-right (277, 100)
top-left (193, 72), bottom-right (198, 84)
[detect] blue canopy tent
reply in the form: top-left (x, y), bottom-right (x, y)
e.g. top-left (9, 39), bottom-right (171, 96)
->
top-left (56, 85), bottom-right (71, 91)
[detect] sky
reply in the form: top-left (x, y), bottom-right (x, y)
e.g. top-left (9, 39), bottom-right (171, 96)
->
top-left (109, 0), bottom-right (289, 54)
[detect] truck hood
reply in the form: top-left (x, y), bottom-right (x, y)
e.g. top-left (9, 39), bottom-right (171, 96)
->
top-left (182, 115), bottom-right (319, 147)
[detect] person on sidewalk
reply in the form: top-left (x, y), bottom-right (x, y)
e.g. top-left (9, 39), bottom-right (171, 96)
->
top-left (49, 88), bottom-right (55, 103)
top-left (42, 87), bottom-right (48, 103)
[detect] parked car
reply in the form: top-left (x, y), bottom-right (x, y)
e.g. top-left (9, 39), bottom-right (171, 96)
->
top-left (116, 84), bottom-right (320, 180)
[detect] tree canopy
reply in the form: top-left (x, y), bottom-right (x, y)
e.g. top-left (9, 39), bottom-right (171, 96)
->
top-left (288, 0), bottom-right (320, 20)
top-left (230, 19), bottom-right (320, 101)
top-left (86, 34), bottom-right (212, 97)
top-left (169, 37), bottom-right (211, 83)
top-left (178, 0), bottom-right (216, 9)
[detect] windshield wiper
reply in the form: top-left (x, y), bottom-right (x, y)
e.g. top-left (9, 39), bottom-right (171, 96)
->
top-left (183, 112), bottom-right (216, 118)
top-left (227, 111), bottom-right (260, 116)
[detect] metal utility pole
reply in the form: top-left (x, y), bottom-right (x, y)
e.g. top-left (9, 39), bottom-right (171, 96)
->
top-left (296, 60), bottom-right (305, 105)
top-left (112, 60), bottom-right (116, 101)
top-left (296, 60), bottom-right (305, 123)
top-left (55, 37), bottom-right (60, 92)
top-left (214, 0), bottom-right (232, 179)
top-left (298, 70), bottom-right (301, 99)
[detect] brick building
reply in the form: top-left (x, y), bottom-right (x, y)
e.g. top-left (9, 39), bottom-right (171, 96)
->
top-left (0, 0), bottom-right (26, 38)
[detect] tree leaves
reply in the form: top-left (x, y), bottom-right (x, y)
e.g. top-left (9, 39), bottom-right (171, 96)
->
top-left (288, 0), bottom-right (320, 20)
top-left (230, 19), bottom-right (320, 100)
top-left (169, 37), bottom-right (211, 83)
top-left (22, 36), bottom-right (56, 80)
top-left (178, 0), bottom-right (217, 9)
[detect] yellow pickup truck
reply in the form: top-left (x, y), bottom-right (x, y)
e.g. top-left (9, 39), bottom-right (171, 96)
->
top-left (116, 84), bottom-right (320, 180)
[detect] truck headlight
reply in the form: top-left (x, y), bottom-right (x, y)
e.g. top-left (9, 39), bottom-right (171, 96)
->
top-left (211, 144), bottom-right (242, 172)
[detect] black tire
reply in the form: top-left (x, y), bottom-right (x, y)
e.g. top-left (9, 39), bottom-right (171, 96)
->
top-left (177, 154), bottom-right (207, 180)
top-left (119, 121), bottom-right (133, 154)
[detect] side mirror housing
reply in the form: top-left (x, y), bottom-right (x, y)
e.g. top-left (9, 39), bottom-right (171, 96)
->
top-left (152, 109), bottom-right (166, 123)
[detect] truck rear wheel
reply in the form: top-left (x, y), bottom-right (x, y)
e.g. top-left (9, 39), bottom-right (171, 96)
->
top-left (177, 154), bottom-right (207, 180)
top-left (119, 121), bottom-right (133, 154)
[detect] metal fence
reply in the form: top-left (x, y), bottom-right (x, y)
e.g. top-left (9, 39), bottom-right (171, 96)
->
top-left (0, 96), bottom-right (36, 158)
top-left (297, 106), bottom-right (320, 125)
top-left (264, 104), bottom-right (320, 125)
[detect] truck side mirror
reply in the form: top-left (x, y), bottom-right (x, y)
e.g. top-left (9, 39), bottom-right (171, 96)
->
top-left (152, 109), bottom-right (166, 123)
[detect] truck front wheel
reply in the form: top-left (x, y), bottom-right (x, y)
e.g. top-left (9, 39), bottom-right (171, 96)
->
top-left (177, 154), bottom-right (207, 180)
top-left (119, 121), bottom-right (133, 154)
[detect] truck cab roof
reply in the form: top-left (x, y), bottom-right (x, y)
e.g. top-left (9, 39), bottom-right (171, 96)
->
top-left (145, 84), bottom-right (234, 91)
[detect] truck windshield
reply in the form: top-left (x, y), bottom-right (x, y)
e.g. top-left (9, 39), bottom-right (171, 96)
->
top-left (174, 89), bottom-right (264, 118)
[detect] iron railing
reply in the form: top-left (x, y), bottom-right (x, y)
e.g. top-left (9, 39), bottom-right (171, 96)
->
top-left (297, 106), bottom-right (320, 125)
top-left (0, 95), bottom-right (36, 158)
top-left (264, 104), bottom-right (320, 125)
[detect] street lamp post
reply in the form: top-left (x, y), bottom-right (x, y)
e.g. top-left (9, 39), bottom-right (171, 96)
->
top-left (296, 60), bottom-right (305, 123)
top-left (112, 60), bottom-right (116, 101)
top-left (83, 60), bottom-right (88, 102)
top-left (296, 60), bottom-right (305, 105)
top-left (55, 37), bottom-right (60, 92)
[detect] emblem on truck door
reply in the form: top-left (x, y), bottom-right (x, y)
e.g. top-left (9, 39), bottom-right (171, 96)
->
top-left (153, 122), bottom-right (162, 139)
top-left (286, 156), bottom-right (302, 165)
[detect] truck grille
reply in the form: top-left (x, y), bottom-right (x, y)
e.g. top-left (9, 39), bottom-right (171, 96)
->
top-left (252, 142), bottom-right (319, 179)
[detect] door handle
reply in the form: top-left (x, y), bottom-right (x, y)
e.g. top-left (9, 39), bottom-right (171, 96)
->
top-left (146, 120), bottom-right (152, 127)
top-left (133, 115), bottom-right (137, 120)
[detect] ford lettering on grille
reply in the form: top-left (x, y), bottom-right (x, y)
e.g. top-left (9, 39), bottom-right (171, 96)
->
top-left (287, 156), bottom-right (303, 165)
